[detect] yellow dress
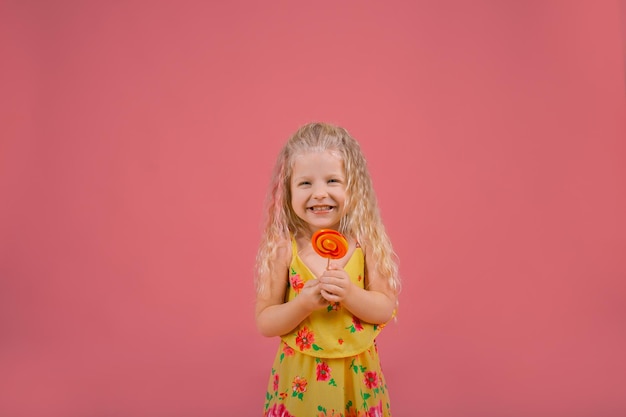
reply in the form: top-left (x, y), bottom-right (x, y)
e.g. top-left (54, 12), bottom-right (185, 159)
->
top-left (263, 239), bottom-right (392, 417)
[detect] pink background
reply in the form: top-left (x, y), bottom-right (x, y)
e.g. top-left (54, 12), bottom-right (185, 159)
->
top-left (2, 1), bottom-right (626, 416)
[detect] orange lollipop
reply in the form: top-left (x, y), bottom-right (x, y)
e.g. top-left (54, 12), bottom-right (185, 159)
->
top-left (312, 229), bottom-right (349, 269)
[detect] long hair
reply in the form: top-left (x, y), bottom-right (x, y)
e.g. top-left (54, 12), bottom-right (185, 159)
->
top-left (255, 122), bottom-right (400, 295)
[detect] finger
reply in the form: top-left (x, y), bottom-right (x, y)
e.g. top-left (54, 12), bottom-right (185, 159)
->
top-left (321, 270), bottom-right (347, 281)
top-left (320, 276), bottom-right (347, 288)
top-left (318, 276), bottom-right (335, 286)
top-left (321, 283), bottom-right (343, 295)
top-left (321, 289), bottom-right (338, 301)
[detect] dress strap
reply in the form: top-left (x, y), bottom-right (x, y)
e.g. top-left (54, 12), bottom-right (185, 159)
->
top-left (290, 235), bottom-right (299, 259)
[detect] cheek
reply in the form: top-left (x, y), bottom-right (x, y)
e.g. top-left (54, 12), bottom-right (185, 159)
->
top-left (340, 194), bottom-right (350, 212)
top-left (290, 189), bottom-right (302, 206)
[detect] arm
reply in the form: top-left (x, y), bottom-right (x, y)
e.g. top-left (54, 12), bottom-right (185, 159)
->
top-left (318, 245), bottom-right (397, 324)
top-left (255, 241), bottom-right (328, 337)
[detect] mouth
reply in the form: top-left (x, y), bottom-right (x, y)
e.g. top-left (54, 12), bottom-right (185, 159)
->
top-left (308, 205), bottom-right (335, 212)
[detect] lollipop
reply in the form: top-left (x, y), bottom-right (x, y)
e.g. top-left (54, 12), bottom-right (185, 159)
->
top-left (312, 229), bottom-right (349, 269)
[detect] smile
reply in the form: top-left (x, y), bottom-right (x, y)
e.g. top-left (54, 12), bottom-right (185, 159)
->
top-left (308, 206), bottom-right (334, 212)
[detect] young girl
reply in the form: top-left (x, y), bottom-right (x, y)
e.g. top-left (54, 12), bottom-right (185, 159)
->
top-left (255, 122), bottom-right (400, 417)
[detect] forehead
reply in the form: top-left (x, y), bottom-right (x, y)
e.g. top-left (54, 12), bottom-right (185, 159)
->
top-left (291, 151), bottom-right (344, 176)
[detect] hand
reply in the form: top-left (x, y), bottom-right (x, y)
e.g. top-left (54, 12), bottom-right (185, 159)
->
top-left (318, 263), bottom-right (353, 303)
top-left (298, 279), bottom-right (328, 311)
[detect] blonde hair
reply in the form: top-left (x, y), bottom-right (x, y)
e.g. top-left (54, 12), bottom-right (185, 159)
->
top-left (255, 122), bottom-right (400, 295)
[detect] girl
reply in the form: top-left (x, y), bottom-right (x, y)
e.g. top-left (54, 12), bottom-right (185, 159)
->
top-left (255, 122), bottom-right (400, 417)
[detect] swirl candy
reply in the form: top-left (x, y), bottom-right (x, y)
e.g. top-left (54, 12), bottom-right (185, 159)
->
top-left (312, 229), bottom-right (349, 267)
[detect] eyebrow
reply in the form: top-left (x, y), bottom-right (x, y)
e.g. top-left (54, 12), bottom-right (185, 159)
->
top-left (292, 172), bottom-right (344, 180)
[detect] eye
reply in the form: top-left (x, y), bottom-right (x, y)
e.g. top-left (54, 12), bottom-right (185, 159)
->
top-left (298, 181), bottom-right (311, 186)
top-left (328, 178), bottom-right (341, 184)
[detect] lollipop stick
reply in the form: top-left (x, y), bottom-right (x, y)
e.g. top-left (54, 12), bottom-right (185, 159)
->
top-left (327, 258), bottom-right (331, 270)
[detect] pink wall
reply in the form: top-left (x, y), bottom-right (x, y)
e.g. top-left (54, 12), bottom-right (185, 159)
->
top-left (2, 1), bottom-right (625, 416)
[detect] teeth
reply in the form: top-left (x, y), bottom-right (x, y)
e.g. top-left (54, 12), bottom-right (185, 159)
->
top-left (310, 206), bottom-right (332, 211)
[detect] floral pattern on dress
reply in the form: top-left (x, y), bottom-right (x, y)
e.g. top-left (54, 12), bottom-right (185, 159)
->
top-left (327, 302), bottom-right (341, 312)
top-left (316, 361), bottom-right (331, 381)
top-left (295, 327), bottom-right (313, 350)
top-left (291, 376), bottom-right (307, 400)
top-left (264, 346), bottom-right (392, 416)
top-left (263, 239), bottom-right (392, 416)
top-left (315, 358), bottom-right (337, 386)
top-left (280, 342), bottom-right (295, 363)
top-left (295, 326), bottom-right (323, 352)
top-left (266, 403), bottom-right (294, 417)
top-left (347, 316), bottom-right (364, 333)
top-left (317, 406), bottom-right (344, 417)
top-left (273, 373), bottom-right (280, 391)
top-left (363, 371), bottom-right (378, 390)
top-left (290, 273), bottom-right (304, 294)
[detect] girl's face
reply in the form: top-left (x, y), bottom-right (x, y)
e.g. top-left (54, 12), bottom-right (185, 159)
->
top-left (290, 150), bottom-right (346, 235)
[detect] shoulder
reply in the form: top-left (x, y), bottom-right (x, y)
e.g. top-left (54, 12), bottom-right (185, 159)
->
top-left (358, 238), bottom-right (373, 259)
top-left (256, 237), bottom-right (292, 299)
top-left (361, 239), bottom-right (397, 294)
top-left (271, 237), bottom-right (293, 270)
top-left (275, 236), bottom-right (292, 254)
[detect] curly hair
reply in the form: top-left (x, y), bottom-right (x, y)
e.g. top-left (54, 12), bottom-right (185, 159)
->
top-left (255, 122), bottom-right (399, 295)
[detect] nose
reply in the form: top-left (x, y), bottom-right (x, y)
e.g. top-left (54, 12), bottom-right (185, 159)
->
top-left (312, 183), bottom-right (328, 199)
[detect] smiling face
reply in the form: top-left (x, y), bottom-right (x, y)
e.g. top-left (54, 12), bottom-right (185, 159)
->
top-left (290, 150), bottom-right (347, 235)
